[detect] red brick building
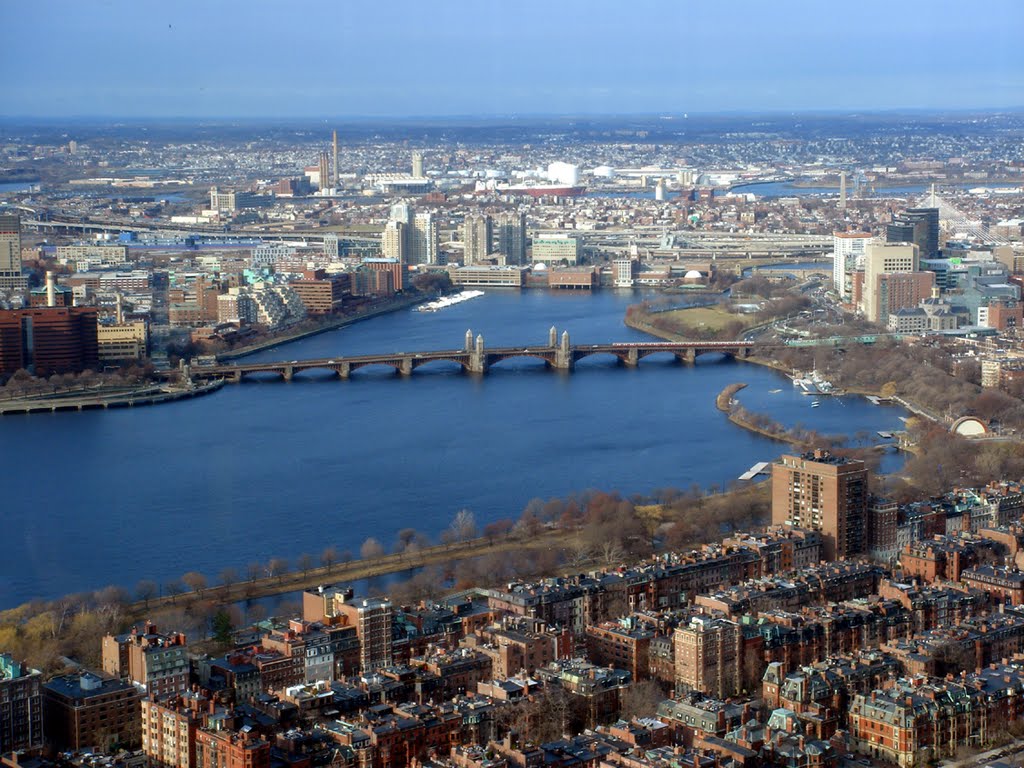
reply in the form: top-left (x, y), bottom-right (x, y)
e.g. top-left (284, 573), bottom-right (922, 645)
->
top-left (0, 307), bottom-right (99, 377)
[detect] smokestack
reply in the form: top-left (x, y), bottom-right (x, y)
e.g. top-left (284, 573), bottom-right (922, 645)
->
top-left (46, 271), bottom-right (56, 307)
top-left (839, 171), bottom-right (847, 211)
top-left (116, 293), bottom-right (124, 324)
top-left (332, 130), bottom-right (339, 186)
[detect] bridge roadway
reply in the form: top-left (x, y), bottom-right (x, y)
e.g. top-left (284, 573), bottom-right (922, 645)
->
top-left (188, 329), bottom-right (776, 382)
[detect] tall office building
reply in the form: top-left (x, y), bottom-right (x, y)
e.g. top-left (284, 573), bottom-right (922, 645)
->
top-left (832, 231), bottom-right (873, 297)
top-left (771, 450), bottom-right (869, 561)
top-left (862, 242), bottom-right (932, 325)
top-left (495, 212), bottom-right (527, 265)
top-left (887, 207), bottom-right (939, 259)
top-left (411, 150), bottom-right (424, 179)
top-left (409, 211), bottom-right (437, 265)
top-left (462, 214), bottom-right (492, 265)
top-left (0, 214), bottom-right (26, 291)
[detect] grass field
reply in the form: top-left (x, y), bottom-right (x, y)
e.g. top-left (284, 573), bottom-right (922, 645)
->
top-left (657, 304), bottom-right (759, 331)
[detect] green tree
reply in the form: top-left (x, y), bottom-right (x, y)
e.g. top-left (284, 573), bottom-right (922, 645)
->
top-left (212, 610), bottom-right (234, 645)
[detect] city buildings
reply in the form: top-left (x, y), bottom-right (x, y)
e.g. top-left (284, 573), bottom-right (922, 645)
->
top-left (532, 234), bottom-right (581, 265)
top-left (101, 624), bottom-right (189, 698)
top-left (771, 450), bottom-right (869, 561)
top-left (0, 307), bottom-right (99, 377)
top-left (0, 654), bottom-right (43, 755)
top-left (462, 214), bottom-right (492, 266)
top-left (41, 672), bottom-right (141, 752)
top-left (861, 242), bottom-right (933, 326)
top-left (832, 231), bottom-right (872, 299)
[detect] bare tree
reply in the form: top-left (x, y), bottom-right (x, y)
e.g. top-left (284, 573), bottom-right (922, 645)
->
top-left (447, 509), bottom-right (478, 543)
top-left (135, 580), bottom-right (158, 607)
top-left (219, 567), bottom-right (238, 589)
top-left (182, 572), bottom-right (207, 596)
top-left (297, 553), bottom-right (314, 577)
top-left (165, 580), bottom-right (184, 602)
top-left (267, 558), bottom-right (290, 583)
top-left (619, 679), bottom-right (667, 721)
top-left (247, 562), bottom-right (263, 582)
top-left (360, 537), bottom-right (385, 560)
top-left (321, 546), bottom-right (338, 570)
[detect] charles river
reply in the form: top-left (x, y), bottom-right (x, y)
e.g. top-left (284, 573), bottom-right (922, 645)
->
top-left (2, 290), bottom-right (909, 608)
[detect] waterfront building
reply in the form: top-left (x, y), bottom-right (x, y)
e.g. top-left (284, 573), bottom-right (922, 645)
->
top-left (96, 321), bottom-right (148, 362)
top-left (448, 265), bottom-right (527, 288)
top-left (612, 256), bottom-right (637, 288)
top-left (532, 234), bottom-right (581, 265)
top-left (363, 258), bottom-right (404, 292)
top-left (0, 307), bottom-right (99, 377)
top-left (304, 586), bottom-right (394, 672)
top-left (0, 214), bottom-right (26, 292)
top-left (462, 214), bottom-right (492, 266)
top-left (771, 450), bottom-right (869, 561)
top-left (42, 671), bottom-right (141, 752)
top-left (101, 624), bottom-right (189, 698)
top-left (0, 654), bottom-right (43, 755)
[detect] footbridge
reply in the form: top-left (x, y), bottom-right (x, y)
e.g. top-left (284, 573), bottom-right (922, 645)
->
top-left (188, 328), bottom-right (779, 382)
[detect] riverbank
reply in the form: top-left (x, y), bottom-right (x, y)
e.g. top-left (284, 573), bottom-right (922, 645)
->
top-left (217, 293), bottom-right (426, 361)
top-left (0, 379), bottom-right (224, 415)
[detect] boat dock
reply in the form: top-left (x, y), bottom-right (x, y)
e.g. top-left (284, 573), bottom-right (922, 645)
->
top-left (739, 461), bottom-right (771, 481)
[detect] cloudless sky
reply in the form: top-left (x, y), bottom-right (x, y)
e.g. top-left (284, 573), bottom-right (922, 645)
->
top-left (3, 0), bottom-right (1023, 118)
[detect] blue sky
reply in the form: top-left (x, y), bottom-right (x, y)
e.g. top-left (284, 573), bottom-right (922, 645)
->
top-left (3, 0), bottom-right (1023, 117)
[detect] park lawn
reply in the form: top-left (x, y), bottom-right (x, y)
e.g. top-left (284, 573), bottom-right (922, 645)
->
top-left (658, 304), bottom-right (758, 332)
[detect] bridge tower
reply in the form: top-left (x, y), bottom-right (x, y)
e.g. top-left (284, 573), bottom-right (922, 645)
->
top-left (469, 333), bottom-right (488, 374)
top-left (549, 326), bottom-right (557, 347)
top-left (554, 330), bottom-right (574, 371)
top-left (465, 329), bottom-right (473, 351)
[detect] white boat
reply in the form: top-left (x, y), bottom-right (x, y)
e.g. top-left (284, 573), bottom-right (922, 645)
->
top-left (769, 389), bottom-right (782, 394)
top-left (416, 290), bottom-right (485, 312)
top-left (810, 400), bottom-right (821, 408)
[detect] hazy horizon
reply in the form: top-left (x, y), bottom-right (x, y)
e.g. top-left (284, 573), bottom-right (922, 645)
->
top-left (4, 0), bottom-right (1023, 119)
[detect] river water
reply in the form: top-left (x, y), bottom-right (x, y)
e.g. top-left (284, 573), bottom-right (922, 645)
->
top-left (1, 289), bottom-right (907, 607)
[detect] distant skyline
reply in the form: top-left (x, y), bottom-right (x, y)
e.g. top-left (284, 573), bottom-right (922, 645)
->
top-left (4, 0), bottom-right (1023, 119)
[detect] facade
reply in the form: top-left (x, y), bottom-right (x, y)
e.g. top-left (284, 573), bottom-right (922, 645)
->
top-left (673, 616), bottom-right (743, 699)
top-left (612, 257), bottom-right (637, 288)
top-left (887, 208), bottom-right (939, 259)
top-left (449, 265), bottom-right (527, 288)
top-left (363, 258), bottom-right (404, 292)
top-left (55, 245), bottom-right (129, 270)
top-left (42, 672), bottom-right (141, 751)
top-left (862, 242), bottom-right (926, 325)
top-left (97, 322), bottom-right (148, 362)
top-left (532, 235), bottom-right (581, 265)
top-left (101, 624), bottom-right (189, 698)
top-left (495, 212), bottom-right (527, 265)
top-left (771, 450), bottom-right (869, 561)
top-left (382, 221), bottom-right (406, 262)
top-left (140, 694), bottom-right (205, 768)
top-left (0, 214), bottom-right (26, 291)
top-left (0, 654), bottom-right (43, 755)
top-left (832, 231), bottom-right (872, 298)
top-left (462, 214), bottom-right (492, 266)
top-left (0, 307), bottom-right (100, 377)
top-left (195, 727), bottom-right (270, 768)
top-left (409, 212), bottom-right (438, 265)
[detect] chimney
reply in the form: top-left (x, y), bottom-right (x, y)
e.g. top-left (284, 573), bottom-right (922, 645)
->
top-left (46, 271), bottom-right (56, 307)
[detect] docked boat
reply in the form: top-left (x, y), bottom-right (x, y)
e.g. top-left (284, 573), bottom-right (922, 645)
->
top-left (416, 290), bottom-right (485, 312)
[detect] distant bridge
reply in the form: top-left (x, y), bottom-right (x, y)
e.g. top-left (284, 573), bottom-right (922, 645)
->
top-left (187, 328), bottom-right (891, 383)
